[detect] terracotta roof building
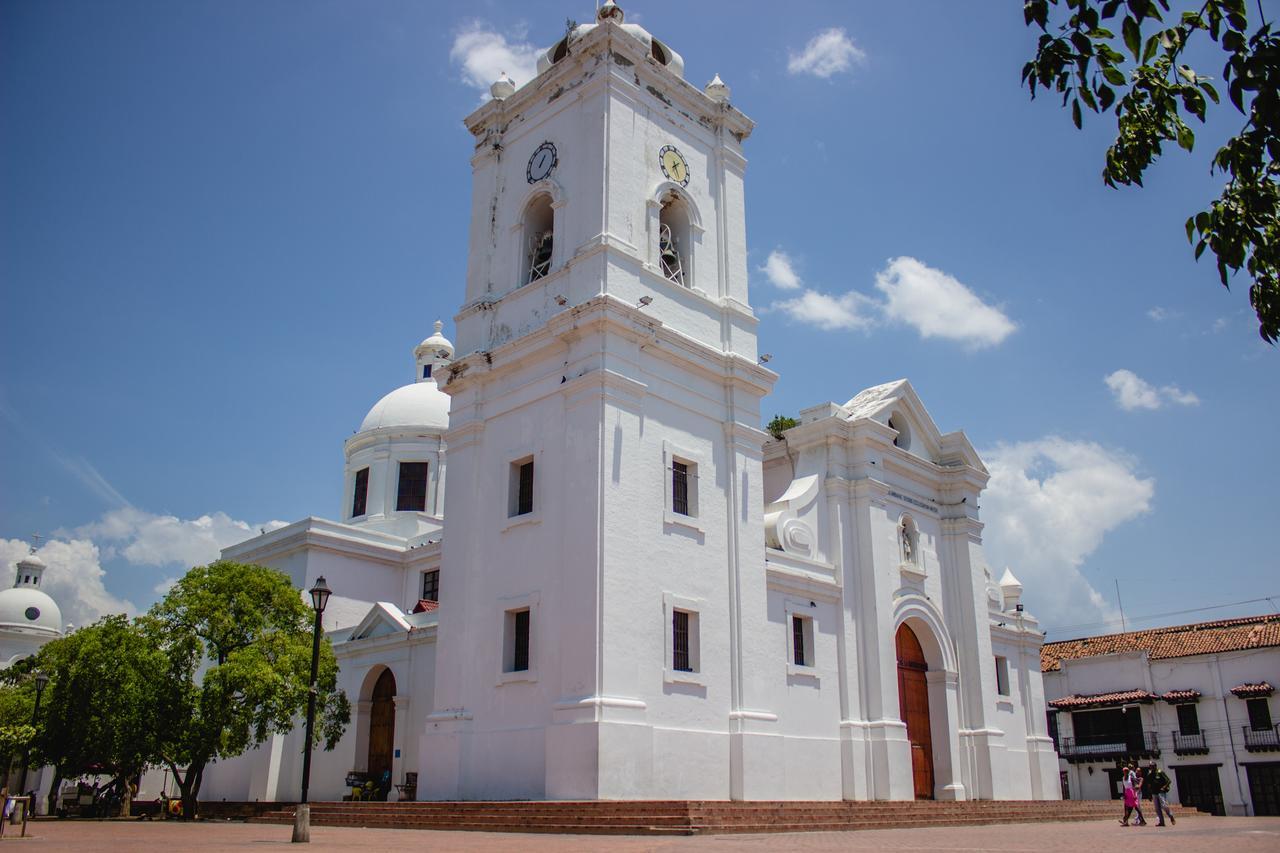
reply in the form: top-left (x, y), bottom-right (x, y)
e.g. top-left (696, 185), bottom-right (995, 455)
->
top-left (1040, 613), bottom-right (1280, 817)
top-left (1041, 614), bottom-right (1280, 673)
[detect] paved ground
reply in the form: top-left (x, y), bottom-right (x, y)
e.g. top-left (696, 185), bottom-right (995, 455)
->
top-left (5, 815), bottom-right (1280, 851)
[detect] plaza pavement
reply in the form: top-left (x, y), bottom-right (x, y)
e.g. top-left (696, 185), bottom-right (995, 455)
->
top-left (7, 814), bottom-right (1280, 851)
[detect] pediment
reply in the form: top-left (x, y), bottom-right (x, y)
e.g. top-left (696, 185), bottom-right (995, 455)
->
top-left (347, 602), bottom-right (411, 642)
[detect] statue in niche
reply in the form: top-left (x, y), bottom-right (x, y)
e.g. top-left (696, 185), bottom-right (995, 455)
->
top-left (900, 520), bottom-right (914, 564)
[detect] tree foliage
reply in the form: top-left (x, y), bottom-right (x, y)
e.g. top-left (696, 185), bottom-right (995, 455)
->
top-left (1022, 0), bottom-right (1280, 342)
top-left (24, 615), bottom-right (167, 784)
top-left (147, 561), bottom-right (349, 818)
top-left (766, 414), bottom-right (801, 440)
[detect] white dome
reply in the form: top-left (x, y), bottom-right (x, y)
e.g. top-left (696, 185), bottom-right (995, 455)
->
top-left (0, 586), bottom-right (62, 635)
top-left (358, 381), bottom-right (450, 433)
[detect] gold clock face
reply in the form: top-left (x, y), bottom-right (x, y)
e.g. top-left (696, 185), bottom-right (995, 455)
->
top-left (659, 145), bottom-right (689, 186)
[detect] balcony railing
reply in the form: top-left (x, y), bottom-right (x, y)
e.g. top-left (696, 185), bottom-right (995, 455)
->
top-left (1243, 724), bottom-right (1280, 751)
top-left (1057, 730), bottom-right (1160, 762)
top-left (1172, 730), bottom-right (1209, 754)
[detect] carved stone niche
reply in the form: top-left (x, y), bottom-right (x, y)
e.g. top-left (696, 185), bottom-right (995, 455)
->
top-left (764, 474), bottom-right (819, 559)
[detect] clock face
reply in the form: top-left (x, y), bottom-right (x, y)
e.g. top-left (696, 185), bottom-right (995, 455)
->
top-left (527, 142), bottom-right (557, 184)
top-left (659, 145), bottom-right (689, 186)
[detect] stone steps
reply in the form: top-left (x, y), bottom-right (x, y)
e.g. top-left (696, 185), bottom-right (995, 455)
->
top-left (248, 799), bottom-right (1199, 835)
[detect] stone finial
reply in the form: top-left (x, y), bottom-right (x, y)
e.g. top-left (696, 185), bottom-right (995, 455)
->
top-left (490, 72), bottom-right (516, 101)
top-left (704, 73), bottom-right (730, 103)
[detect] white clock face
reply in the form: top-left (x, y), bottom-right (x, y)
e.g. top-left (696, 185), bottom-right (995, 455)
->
top-left (527, 142), bottom-right (557, 183)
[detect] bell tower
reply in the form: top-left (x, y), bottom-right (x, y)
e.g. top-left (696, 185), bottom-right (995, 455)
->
top-left (423, 2), bottom-right (777, 800)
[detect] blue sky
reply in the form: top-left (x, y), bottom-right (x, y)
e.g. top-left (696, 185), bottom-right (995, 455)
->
top-left (2, 0), bottom-right (1276, 638)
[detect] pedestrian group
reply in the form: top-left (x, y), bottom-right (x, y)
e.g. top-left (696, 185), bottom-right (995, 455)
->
top-left (1120, 760), bottom-right (1176, 827)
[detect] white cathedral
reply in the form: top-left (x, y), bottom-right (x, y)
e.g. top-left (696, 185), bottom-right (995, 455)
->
top-left (201, 3), bottom-right (1059, 804)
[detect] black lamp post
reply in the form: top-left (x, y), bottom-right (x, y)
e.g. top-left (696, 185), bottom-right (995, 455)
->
top-left (17, 670), bottom-right (48, 818)
top-left (292, 576), bottom-right (330, 844)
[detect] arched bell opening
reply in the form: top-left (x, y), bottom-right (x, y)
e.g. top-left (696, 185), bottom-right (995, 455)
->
top-left (522, 193), bottom-right (555, 285)
top-left (657, 192), bottom-right (690, 286)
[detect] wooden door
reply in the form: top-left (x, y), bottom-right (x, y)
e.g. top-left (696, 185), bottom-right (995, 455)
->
top-left (367, 669), bottom-right (396, 784)
top-left (1246, 762), bottom-right (1280, 816)
top-left (1174, 764), bottom-right (1224, 816)
top-left (896, 624), bottom-right (934, 799)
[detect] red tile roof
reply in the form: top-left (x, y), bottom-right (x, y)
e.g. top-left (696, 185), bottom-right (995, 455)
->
top-left (1230, 682), bottom-right (1274, 698)
top-left (1048, 689), bottom-right (1160, 710)
top-left (1041, 614), bottom-right (1280, 672)
top-left (1160, 689), bottom-right (1202, 703)
top-left (411, 599), bottom-right (439, 614)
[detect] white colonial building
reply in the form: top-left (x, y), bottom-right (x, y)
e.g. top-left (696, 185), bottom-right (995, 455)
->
top-left (1042, 615), bottom-right (1280, 816)
top-left (202, 2), bottom-right (1058, 805)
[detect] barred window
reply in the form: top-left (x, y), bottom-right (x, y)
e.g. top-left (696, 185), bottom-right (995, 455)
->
top-left (396, 462), bottom-right (428, 512)
top-left (351, 467), bottom-right (369, 518)
top-left (792, 615), bottom-right (807, 667)
top-left (672, 461), bottom-right (690, 516)
top-left (511, 609), bottom-right (530, 672)
top-left (421, 570), bottom-right (439, 603)
top-left (672, 610), bottom-right (692, 672)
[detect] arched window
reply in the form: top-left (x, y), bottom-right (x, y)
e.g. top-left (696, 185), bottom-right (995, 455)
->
top-left (522, 193), bottom-right (554, 285)
top-left (888, 412), bottom-right (912, 450)
top-left (658, 192), bottom-right (689, 286)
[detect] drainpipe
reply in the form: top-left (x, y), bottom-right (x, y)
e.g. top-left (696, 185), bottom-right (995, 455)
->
top-left (1211, 655), bottom-right (1247, 816)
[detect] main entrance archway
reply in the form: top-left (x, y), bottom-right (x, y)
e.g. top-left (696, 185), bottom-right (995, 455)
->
top-left (367, 668), bottom-right (396, 783)
top-left (896, 623), bottom-right (934, 799)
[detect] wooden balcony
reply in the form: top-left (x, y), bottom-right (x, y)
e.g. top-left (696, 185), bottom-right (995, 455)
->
top-left (1243, 724), bottom-right (1280, 752)
top-left (1057, 731), bottom-right (1159, 763)
top-left (1171, 730), bottom-right (1209, 755)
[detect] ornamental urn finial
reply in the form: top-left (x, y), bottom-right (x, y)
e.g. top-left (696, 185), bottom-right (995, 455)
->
top-left (490, 71), bottom-right (516, 100)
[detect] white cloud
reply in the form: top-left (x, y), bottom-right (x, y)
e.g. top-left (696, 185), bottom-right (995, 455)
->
top-left (0, 538), bottom-right (135, 629)
top-left (981, 438), bottom-right (1155, 633)
top-left (1104, 369), bottom-right (1200, 411)
top-left (1147, 306), bottom-right (1174, 322)
top-left (787, 28), bottom-right (866, 78)
top-left (71, 507), bottom-right (288, 568)
top-left (449, 22), bottom-right (541, 96)
top-left (760, 249), bottom-right (803, 290)
top-left (772, 289), bottom-right (876, 331)
top-left (874, 256), bottom-right (1016, 349)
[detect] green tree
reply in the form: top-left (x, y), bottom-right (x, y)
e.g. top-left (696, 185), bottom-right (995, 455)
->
top-left (147, 561), bottom-right (349, 818)
top-left (766, 414), bottom-right (801, 440)
top-left (1022, 0), bottom-right (1280, 342)
top-left (20, 616), bottom-right (168, 813)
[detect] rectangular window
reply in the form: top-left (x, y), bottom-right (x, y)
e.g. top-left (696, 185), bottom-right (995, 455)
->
top-left (672, 461), bottom-right (690, 516)
top-left (792, 615), bottom-right (808, 666)
top-left (995, 655), bottom-right (1010, 696)
top-left (396, 461), bottom-right (428, 512)
top-left (1177, 702), bottom-right (1200, 735)
top-left (351, 467), bottom-right (369, 518)
top-left (508, 458), bottom-right (534, 517)
top-left (1248, 698), bottom-right (1273, 731)
top-left (421, 569), bottom-right (439, 603)
top-left (422, 363), bottom-right (432, 379)
top-left (504, 608), bottom-right (531, 673)
top-left (672, 610), bottom-right (692, 672)
top-left (1047, 711), bottom-right (1060, 751)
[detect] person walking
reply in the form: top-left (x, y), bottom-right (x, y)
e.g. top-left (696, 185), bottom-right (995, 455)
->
top-left (1121, 764), bottom-right (1138, 825)
top-left (1131, 765), bottom-right (1148, 825)
top-left (1147, 761), bottom-right (1176, 826)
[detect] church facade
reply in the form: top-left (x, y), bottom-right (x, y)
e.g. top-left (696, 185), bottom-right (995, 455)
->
top-left (202, 4), bottom-right (1059, 804)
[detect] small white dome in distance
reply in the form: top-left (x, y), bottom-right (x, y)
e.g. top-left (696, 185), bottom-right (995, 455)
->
top-left (357, 322), bottom-right (454, 435)
top-left (705, 73), bottom-right (730, 103)
top-left (491, 72), bottom-right (516, 101)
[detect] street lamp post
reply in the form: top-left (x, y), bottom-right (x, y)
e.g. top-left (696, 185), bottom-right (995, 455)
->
top-left (292, 576), bottom-right (330, 844)
top-left (16, 670), bottom-right (48, 821)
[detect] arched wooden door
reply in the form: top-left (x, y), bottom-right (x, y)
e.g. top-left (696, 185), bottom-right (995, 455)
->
top-left (367, 669), bottom-right (396, 783)
top-left (896, 624), bottom-right (934, 799)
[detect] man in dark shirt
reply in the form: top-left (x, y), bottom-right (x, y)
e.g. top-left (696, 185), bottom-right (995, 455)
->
top-left (1148, 761), bottom-right (1176, 826)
